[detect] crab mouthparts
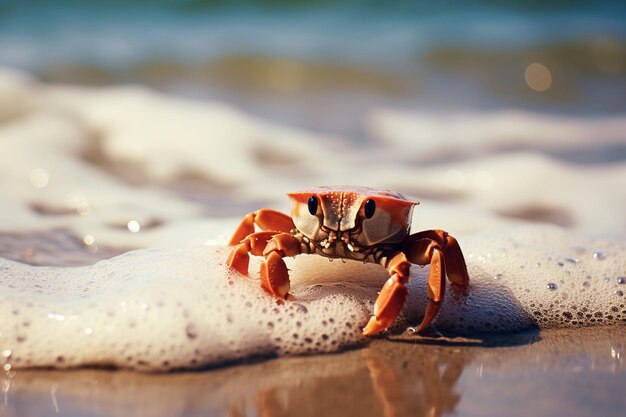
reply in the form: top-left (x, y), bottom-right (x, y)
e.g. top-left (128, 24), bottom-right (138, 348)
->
top-left (319, 231), bottom-right (359, 252)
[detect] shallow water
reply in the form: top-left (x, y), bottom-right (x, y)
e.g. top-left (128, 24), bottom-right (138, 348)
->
top-left (1, 326), bottom-right (624, 417)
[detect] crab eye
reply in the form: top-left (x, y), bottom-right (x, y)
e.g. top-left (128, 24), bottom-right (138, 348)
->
top-left (364, 199), bottom-right (376, 218)
top-left (308, 196), bottom-right (319, 215)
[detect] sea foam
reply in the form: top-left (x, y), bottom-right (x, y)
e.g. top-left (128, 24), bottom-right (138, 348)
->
top-left (1, 225), bottom-right (624, 371)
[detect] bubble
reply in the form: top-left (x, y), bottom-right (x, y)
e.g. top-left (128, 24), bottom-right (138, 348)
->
top-left (183, 323), bottom-right (198, 339)
top-left (593, 251), bottom-right (605, 260)
top-left (616, 291), bottom-right (624, 297)
top-left (547, 283), bottom-right (558, 291)
top-left (293, 303), bottom-right (308, 314)
top-left (494, 274), bottom-right (503, 280)
top-left (565, 257), bottom-right (579, 264)
top-left (618, 277), bottom-right (625, 285)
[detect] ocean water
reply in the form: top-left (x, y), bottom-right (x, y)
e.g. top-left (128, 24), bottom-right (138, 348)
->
top-left (0, 1), bottom-right (625, 372)
top-left (1, 1), bottom-right (626, 136)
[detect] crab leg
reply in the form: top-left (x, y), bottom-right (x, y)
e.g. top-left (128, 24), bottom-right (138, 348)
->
top-left (363, 230), bottom-right (467, 336)
top-left (228, 209), bottom-right (295, 246)
top-left (227, 231), bottom-right (279, 275)
top-left (363, 252), bottom-right (411, 336)
top-left (259, 233), bottom-right (304, 298)
top-left (402, 235), bottom-right (451, 333)
top-left (407, 230), bottom-right (469, 291)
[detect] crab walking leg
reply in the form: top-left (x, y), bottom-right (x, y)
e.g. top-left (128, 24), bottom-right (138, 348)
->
top-left (259, 233), bottom-right (305, 298)
top-left (363, 252), bottom-right (411, 336)
top-left (403, 237), bottom-right (448, 333)
top-left (227, 209), bottom-right (296, 246)
top-left (407, 230), bottom-right (469, 291)
top-left (441, 234), bottom-right (469, 291)
top-left (416, 248), bottom-right (446, 333)
top-left (227, 231), bottom-right (281, 275)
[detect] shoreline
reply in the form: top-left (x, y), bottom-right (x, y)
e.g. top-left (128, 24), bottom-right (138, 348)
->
top-left (2, 326), bottom-right (624, 417)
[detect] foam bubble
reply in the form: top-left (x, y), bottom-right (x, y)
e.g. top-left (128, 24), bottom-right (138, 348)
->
top-left (1, 225), bottom-right (624, 371)
top-left (420, 226), bottom-right (626, 333)
top-left (0, 246), bottom-right (372, 371)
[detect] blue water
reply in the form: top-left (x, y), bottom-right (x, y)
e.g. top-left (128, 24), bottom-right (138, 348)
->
top-left (1, 2), bottom-right (624, 66)
top-left (1, 0), bottom-right (625, 134)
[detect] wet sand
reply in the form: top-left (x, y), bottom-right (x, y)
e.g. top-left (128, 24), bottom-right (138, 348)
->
top-left (2, 325), bottom-right (624, 417)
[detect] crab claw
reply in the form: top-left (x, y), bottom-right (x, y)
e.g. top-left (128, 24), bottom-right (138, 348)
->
top-left (363, 274), bottom-right (408, 336)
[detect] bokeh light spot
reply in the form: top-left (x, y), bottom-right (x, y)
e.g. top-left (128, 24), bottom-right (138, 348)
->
top-left (473, 170), bottom-right (493, 190)
top-left (127, 220), bottom-right (141, 233)
top-left (444, 169), bottom-right (465, 189)
top-left (525, 63), bottom-right (552, 92)
top-left (83, 235), bottom-right (95, 246)
top-left (29, 168), bottom-right (49, 188)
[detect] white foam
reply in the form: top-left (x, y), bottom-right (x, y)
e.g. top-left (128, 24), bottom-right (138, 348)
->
top-left (0, 246), bottom-right (371, 371)
top-left (367, 108), bottom-right (626, 157)
top-left (389, 153), bottom-right (626, 236)
top-left (1, 226), bottom-right (624, 371)
top-left (43, 83), bottom-right (346, 189)
top-left (425, 225), bottom-right (626, 332)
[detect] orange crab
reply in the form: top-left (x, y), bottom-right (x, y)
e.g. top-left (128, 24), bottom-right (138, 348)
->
top-left (226, 186), bottom-right (469, 336)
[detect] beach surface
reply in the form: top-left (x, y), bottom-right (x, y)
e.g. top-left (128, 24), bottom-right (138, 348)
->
top-left (2, 326), bottom-right (624, 417)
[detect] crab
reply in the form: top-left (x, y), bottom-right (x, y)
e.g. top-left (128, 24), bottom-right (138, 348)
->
top-left (226, 186), bottom-right (469, 336)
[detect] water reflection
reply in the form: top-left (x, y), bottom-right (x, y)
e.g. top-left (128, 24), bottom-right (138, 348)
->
top-left (1, 326), bottom-right (624, 417)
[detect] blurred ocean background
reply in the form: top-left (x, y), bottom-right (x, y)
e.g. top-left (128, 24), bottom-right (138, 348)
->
top-left (1, 0), bottom-right (625, 147)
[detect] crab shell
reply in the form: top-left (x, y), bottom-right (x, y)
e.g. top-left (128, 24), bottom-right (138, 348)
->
top-left (287, 185), bottom-right (419, 248)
